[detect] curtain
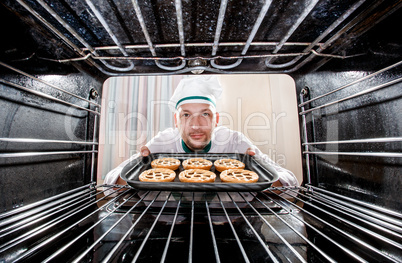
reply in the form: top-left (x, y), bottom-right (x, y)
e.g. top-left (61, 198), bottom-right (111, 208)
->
top-left (97, 75), bottom-right (186, 181)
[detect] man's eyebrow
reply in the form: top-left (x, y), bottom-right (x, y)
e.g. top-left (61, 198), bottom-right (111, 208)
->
top-left (180, 108), bottom-right (212, 114)
top-left (202, 109), bottom-right (214, 114)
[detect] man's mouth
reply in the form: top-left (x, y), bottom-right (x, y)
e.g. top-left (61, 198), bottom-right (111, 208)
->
top-left (189, 133), bottom-right (205, 140)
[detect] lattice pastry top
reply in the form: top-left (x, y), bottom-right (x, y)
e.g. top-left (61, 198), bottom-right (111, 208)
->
top-left (220, 169), bottom-right (259, 183)
top-left (182, 158), bottom-right (213, 170)
top-left (139, 168), bottom-right (176, 182)
top-left (151, 158), bottom-right (181, 170)
top-left (214, 159), bottom-right (245, 172)
top-left (179, 169), bottom-right (216, 183)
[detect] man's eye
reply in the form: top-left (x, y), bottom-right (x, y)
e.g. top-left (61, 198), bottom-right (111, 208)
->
top-left (202, 112), bottom-right (210, 117)
top-left (182, 113), bottom-right (190, 118)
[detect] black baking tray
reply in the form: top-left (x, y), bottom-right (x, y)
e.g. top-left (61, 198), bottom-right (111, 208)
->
top-left (120, 153), bottom-right (279, 192)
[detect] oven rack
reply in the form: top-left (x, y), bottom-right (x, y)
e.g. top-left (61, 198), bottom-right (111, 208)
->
top-left (11, 0), bottom-right (388, 75)
top-left (0, 60), bottom-right (99, 180)
top-left (0, 184), bottom-right (400, 262)
top-left (298, 59), bottom-right (402, 183)
top-left (0, 61), bottom-right (100, 111)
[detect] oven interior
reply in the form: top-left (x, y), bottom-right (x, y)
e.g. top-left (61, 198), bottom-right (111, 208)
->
top-left (0, 0), bottom-right (401, 262)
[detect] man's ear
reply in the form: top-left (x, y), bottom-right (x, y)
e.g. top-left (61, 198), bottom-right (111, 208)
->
top-left (174, 113), bottom-right (178, 128)
top-left (215, 112), bottom-right (219, 127)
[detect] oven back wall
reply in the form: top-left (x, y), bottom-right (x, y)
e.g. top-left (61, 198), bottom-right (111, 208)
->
top-left (0, 72), bottom-right (102, 212)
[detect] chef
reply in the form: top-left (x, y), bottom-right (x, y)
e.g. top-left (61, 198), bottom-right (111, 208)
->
top-left (104, 76), bottom-right (298, 188)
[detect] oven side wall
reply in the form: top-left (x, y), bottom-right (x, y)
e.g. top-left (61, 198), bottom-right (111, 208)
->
top-left (293, 70), bottom-right (402, 212)
top-left (0, 72), bottom-right (102, 212)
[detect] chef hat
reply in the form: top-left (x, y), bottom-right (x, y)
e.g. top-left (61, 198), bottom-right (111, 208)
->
top-left (169, 76), bottom-right (222, 112)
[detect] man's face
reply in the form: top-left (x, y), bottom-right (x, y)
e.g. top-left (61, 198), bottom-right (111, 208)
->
top-left (175, 103), bottom-right (219, 151)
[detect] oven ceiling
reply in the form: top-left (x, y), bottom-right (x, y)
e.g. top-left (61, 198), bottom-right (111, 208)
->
top-left (1, 0), bottom-right (402, 77)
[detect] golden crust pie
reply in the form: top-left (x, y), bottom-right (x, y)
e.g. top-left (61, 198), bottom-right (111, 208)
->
top-left (179, 169), bottom-right (216, 183)
top-left (151, 158), bottom-right (181, 170)
top-left (214, 159), bottom-right (245, 172)
top-left (139, 168), bottom-right (176, 182)
top-left (220, 169), bottom-right (259, 183)
top-left (182, 158), bottom-right (212, 170)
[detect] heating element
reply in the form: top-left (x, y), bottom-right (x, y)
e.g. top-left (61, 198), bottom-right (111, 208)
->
top-left (3, 0), bottom-right (401, 75)
top-left (1, 185), bottom-right (401, 262)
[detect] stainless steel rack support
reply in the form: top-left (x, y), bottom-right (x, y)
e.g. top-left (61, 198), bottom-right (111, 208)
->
top-left (2, 185), bottom-right (400, 262)
top-left (298, 61), bottom-right (402, 159)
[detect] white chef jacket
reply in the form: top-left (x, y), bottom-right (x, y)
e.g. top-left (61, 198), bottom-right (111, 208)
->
top-left (104, 126), bottom-right (298, 187)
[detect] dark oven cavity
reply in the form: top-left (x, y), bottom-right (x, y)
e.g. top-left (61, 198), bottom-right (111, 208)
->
top-left (0, 0), bottom-right (401, 262)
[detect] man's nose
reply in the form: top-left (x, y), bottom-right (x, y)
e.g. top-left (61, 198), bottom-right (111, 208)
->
top-left (189, 115), bottom-right (203, 128)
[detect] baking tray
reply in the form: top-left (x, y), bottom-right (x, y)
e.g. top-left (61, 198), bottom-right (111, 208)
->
top-left (120, 153), bottom-right (279, 192)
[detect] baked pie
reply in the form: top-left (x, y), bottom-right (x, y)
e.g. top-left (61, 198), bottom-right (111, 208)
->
top-left (139, 168), bottom-right (176, 182)
top-left (214, 158), bottom-right (245, 172)
top-left (182, 158), bottom-right (213, 170)
top-left (220, 169), bottom-right (259, 183)
top-left (179, 169), bottom-right (216, 183)
top-left (151, 158), bottom-right (181, 170)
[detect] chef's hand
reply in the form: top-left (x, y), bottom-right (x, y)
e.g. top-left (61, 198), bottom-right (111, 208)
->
top-left (245, 147), bottom-right (283, 189)
top-left (245, 147), bottom-right (256, 156)
top-left (140, 145), bottom-right (151, 156)
top-left (116, 146), bottom-right (150, 186)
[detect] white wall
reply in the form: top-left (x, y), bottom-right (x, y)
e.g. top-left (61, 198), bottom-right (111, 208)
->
top-left (217, 74), bottom-right (302, 184)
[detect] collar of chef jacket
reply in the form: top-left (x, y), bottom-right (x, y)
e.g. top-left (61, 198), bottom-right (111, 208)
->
top-left (181, 140), bottom-right (211, 153)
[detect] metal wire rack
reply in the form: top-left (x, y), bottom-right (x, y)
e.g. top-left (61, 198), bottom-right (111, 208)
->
top-left (0, 60), bottom-right (99, 180)
top-left (298, 59), bottom-right (402, 183)
top-left (10, 0), bottom-right (393, 75)
top-left (0, 184), bottom-right (401, 262)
